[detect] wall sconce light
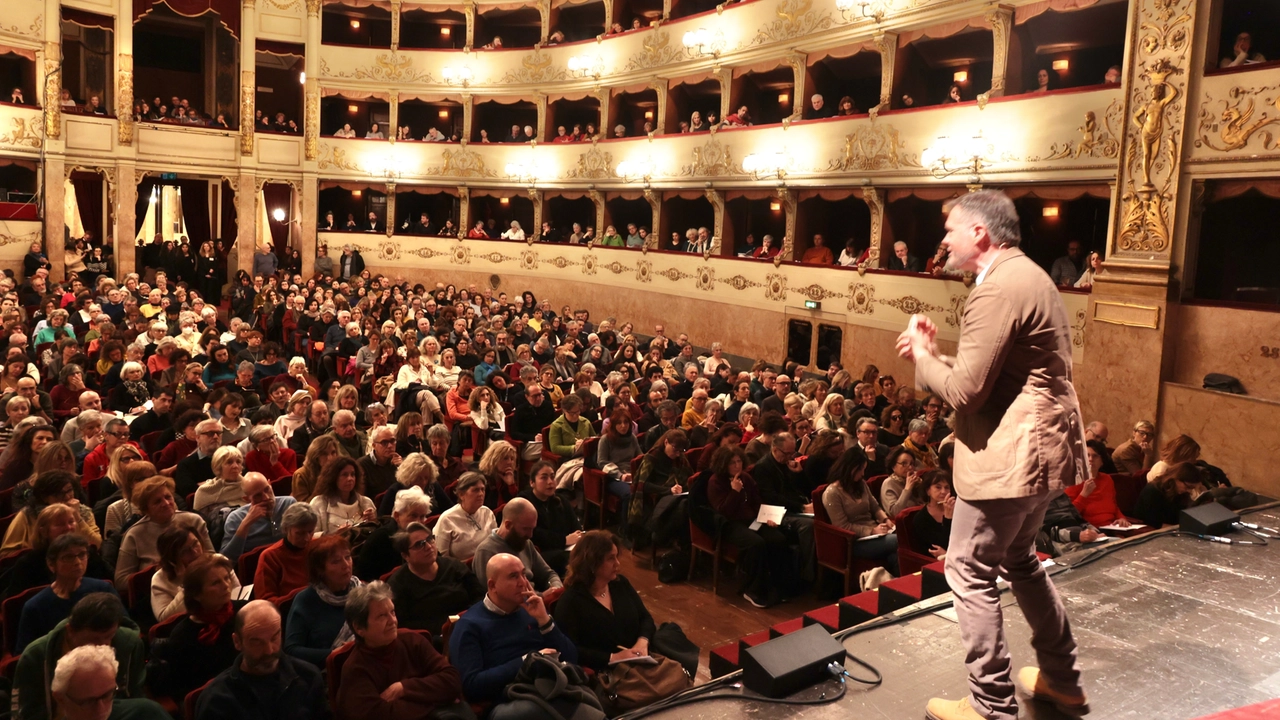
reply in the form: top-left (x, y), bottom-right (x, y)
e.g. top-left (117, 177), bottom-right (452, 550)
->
top-left (350, 19), bottom-right (360, 29)
top-left (1052, 59), bottom-right (1069, 71)
top-left (643, 110), bottom-right (654, 120)
top-left (777, 93), bottom-right (789, 104)
top-left (352, 189), bottom-right (362, 197)
top-left (682, 28), bottom-right (725, 57)
top-left (953, 70), bottom-right (968, 83)
top-left (440, 27), bottom-right (451, 36)
top-left (922, 134), bottom-right (991, 182)
top-left (272, 208), bottom-right (286, 222)
top-left (438, 110), bottom-right (450, 118)
top-left (1042, 205), bottom-right (1060, 218)
top-left (442, 66), bottom-right (474, 87)
top-left (499, 197), bottom-right (510, 205)
top-left (616, 158), bottom-right (655, 186)
top-left (298, 71), bottom-right (306, 84)
top-left (769, 201), bottom-right (782, 211)
top-left (835, 0), bottom-right (889, 23)
top-left (743, 151), bottom-right (793, 180)
top-left (567, 54), bottom-right (604, 79)
top-left (348, 104), bottom-right (359, 113)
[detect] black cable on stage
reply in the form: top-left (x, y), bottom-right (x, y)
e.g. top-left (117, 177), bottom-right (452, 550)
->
top-left (613, 666), bottom-right (849, 720)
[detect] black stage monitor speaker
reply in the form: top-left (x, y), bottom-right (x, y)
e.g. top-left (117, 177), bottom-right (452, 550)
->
top-left (740, 624), bottom-right (847, 698)
top-left (1180, 502), bottom-right (1239, 536)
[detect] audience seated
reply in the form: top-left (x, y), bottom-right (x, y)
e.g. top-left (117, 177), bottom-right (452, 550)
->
top-left (291, 433), bottom-right (342, 504)
top-left (379, 450), bottom-right (451, 517)
top-left (309, 456), bottom-right (377, 533)
top-left (707, 445), bottom-right (794, 608)
top-left (1133, 462), bottom-right (1207, 529)
top-left (516, 461), bottom-right (583, 577)
top-left (175, 417), bottom-right (222, 499)
top-left (910, 471), bottom-right (955, 560)
top-left (221, 471), bottom-right (296, 564)
top-left (253, 503), bottom-right (318, 602)
top-left (471, 498), bottom-right (565, 596)
top-left (1112, 420), bottom-right (1156, 474)
top-left (194, 600), bottom-right (328, 720)
top-left (387, 521), bottom-right (483, 637)
top-left (435, 472), bottom-right (497, 561)
top-left (477, 440), bottom-right (520, 509)
top-left (14, 593), bottom-right (147, 720)
top-left (820, 447), bottom-right (899, 576)
top-left (881, 448), bottom-right (926, 517)
top-left (152, 524), bottom-right (244, 622)
top-left (449, 553), bottom-right (579, 714)
top-left (15, 533), bottom-right (118, 653)
top-left (337, 581), bottom-right (469, 718)
top-left (5, 505), bottom-right (111, 602)
top-left (355, 485), bottom-right (432, 581)
top-left (52, 643), bottom-right (170, 719)
top-left (285, 533), bottom-right (360, 667)
top-left (148, 554), bottom-right (245, 702)
top-left (1, 470), bottom-right (101, 560)
top-left (1062, 440), bottom-right (1130, 528)
top-left (115, 476), bottom-right (214, 588)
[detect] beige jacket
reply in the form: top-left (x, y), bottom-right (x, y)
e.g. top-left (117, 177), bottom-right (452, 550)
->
top-left (915, 248), bottom-right (1087, 501)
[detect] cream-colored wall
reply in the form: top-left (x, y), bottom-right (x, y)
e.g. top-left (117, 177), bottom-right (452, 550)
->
top-left (1157, 382), bottom-right (1280, 498)
top-left (1166, 303), bottom-right (1280, 403)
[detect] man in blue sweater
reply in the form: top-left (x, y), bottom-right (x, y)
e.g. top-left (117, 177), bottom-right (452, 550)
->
top-left (449, 554), bottom-right (578, 719)
top-left (221, 473), bottom-right (297, 565)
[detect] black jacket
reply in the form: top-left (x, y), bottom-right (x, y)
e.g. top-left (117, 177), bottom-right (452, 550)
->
top-left (508, 402), bottom-right (557, 443)
top-left (748, 455), bottom-right (809, 514)
top-left (194, 653), bottom-right (330, 720)
top-left (517, 490), bottom-right (581, 553)
top-left (387, 558), bottom-right (483, 636)
top-left (174, 451), bottom-right (214, 500)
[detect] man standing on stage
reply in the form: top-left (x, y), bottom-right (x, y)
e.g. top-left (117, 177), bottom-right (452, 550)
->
top-left (897, 191), bottom-right (1090, 720)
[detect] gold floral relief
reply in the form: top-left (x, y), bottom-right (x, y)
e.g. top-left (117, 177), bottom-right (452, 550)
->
top-left (680, 138), bottom-right (743, 177)
top-left (623, 31), bottom-right (688, 72)
top-left (566, 145), bottom-right (614, 179)
top-left (1195, 85), bottom-right (1280, 153)
top-left (0, 117), bottom-right (42, 149)
top-left (499, 49), bottom-right (570, 84)
top-left (828, 123), bottom-right (921, 171)
top-left (426, 148), bottom-right (499, 179)
top-left (1034, 101), bottom-right (1123, 161)
top-left (317, 144), bottom-right (362, 171)
top-left (325, 53), bottom-right (435, 83)
top-left (753, 0), bottom-right (834, 47)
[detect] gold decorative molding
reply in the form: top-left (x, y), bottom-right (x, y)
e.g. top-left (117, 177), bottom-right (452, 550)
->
top-left (1195, 84), bottom-right (1280, 153)
top-left (874, 32), bottom-right (896, 111)
top-left (624, 30), bottom-right (688, 72)
top-left (567, 143), bottom-right (614, 179)
top-left (0, 15), bottom-right (43, 36)
top-left (320, 53), bottom-right (435, 83)
top-left (0, 117), bottom-right (42, 149)
top-left (498, 49), bottom-right (569, 84)
top-left (305, 83), bottom-right (319, 161)
top-left (426, 147), bottom-right (499, 178)
top-left (240, 70), bottom-right (255, 156)
top-left (752, 0), bottom-right (834, 47)
top-left (316, 143), bottom-right (362, 171)
top-left (1034, 101), bottom-right (1123, 161)
top-left (863, 186), bottom-right (883, 268)
top-left (0, 225), bottom-right (42, 249)
top-left (43, 45), bottom-right (60, 140)
top-left (1093, 299), bottom-right (1161, 329)
top-left (1113, 0), bottom-right (1196, 256)
top-left (680, 137), bottom-right (743, 177)
top-left (263, 0), bottom-right (302, 10)
top-left (305, 0), bottom-right (321, 15)
top-left (828, 123), bottom-right (921, 171)
top-left (117, 54), bottom-right (134, 146)
top-left (985, 6), bottom-right (1012, 99)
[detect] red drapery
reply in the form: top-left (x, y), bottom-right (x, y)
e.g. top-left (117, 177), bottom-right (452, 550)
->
top-left (134, 0), bottom-right (240, 39)
top-left (71, 172), bottom-right (104, 244)
top-left (220, 180), bottom-right (237, 242)
top-left (61, 8), bottom-right (116, 30)
top-left (257, 40), bottom-right (305, 57)
top-left (177, 178), bottom-right (213, 244)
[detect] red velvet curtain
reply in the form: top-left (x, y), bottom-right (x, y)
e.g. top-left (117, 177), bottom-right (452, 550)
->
top-left (220, 180), bottom-right (237, 243)
top-left (62, 8), bottom-right (116, 30)
top-left (177, 179), bottom-right (212, 244)
top-left (71, 172), bottom-right (104, 244)
top-left (134, 0), bottom-right (240, 38)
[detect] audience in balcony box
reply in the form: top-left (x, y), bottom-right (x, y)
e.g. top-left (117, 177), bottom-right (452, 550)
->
top-left (1050, 240), bottom-right (1086, 286)
top-left (500, 221), bottom-right (526, 241)
top-left (1221, 32), bottom-right (1266, 68)
top-left (9, 87), bottom-right (24, 105)
top-left (800, 234), bottom-right (833, 264)
top-left (837, 96), bottom-right (859, 116)
top-left (1031, 68), bottom-right (1054, 94)
top-left (1104, 65), bottom-right (1121, 85)
top-left (944, 84), bottom-right (963, 104)
top-left (805, 93), bottom-right (833, 119)
top-left (334, 123), bottom-right (356, 138)
top-left (424, 127), bottom-right (447, 142)
top-left (1074, 251), bottom-right (1102, 290)
top-left (752, 235), bottom-right (780, 260)
top-left (365, 122), bottom-right (385, 140)
top-left (887, 241), bottom-right (922, 272)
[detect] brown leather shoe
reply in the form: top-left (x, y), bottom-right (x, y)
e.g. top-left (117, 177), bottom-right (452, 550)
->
top-left (1017, 667), bottom-right (1090, 715)
top-left (925, 697), bottom-right (989, 720)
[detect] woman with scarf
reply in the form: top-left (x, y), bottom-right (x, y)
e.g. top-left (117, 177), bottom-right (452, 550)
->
top-left (149, 554), bottom-right (245, 702)
top-left (109, 362), bottom-right (151, 414)
top-left (285, 533), bottom-right (361, 667)
top-left (896, 418), bottom-right (939, 470)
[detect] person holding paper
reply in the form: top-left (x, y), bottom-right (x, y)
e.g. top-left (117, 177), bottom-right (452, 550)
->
top-left (896, 191), bottom-right (1088, 720)
top-left (1062, 441), bottom-right (1130, 529)
top-left (707, 445), bottom-right (792, 608)
top-left (554, 531), bottom-right (661, 672)
top-left (820, 448), bottom-right (899, 575)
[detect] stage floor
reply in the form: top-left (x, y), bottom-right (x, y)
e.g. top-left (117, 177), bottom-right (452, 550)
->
top-left (646, 504), bottom-right (1280, 720)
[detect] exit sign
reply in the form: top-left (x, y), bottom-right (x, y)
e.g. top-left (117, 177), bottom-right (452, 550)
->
top-left (160, 172), bottom-right (177, 180)
top-left (804, 300), bottom-right (821, 310)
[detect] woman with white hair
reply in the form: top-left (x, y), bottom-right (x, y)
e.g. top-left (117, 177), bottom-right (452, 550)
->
top-left (33, 308), bottom-right (74, 346)
top-left (355, 485), bottom-right (433, 581)
top-left (193, 446), bottom-right (247, 514)
top-left (273, 389), bottom-right (313, 444)
top-left (702, 342), bottom-right (729, 377)
top-left (109, 361), bottom-right (151, 414)
top-left (377, 451), bottom-right (449, 516)
top-left (500, 220), bottom-right (525, 241)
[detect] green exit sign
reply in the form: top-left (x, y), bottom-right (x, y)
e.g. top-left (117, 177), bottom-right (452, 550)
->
top-left (804, 300), bottom-right (821, 310)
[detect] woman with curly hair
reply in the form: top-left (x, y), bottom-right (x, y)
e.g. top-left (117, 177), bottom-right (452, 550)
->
top-left (0, 423), bottom-right (57, 491)
top-left (290, 433), bottom-right (341, 503)
top-left (477, 440), bottom-right (519, 509)
top-left (309, 455), bottom-right (376, 534)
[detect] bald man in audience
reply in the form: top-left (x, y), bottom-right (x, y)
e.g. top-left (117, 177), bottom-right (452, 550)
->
top-left (470, 498), bottom-right (563, 595)
top-left (195, 600), bottom-right (327, 719)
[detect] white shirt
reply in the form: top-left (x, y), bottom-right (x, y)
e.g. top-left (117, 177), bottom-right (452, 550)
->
top-left (975, 248), bottom-right (1009, 286)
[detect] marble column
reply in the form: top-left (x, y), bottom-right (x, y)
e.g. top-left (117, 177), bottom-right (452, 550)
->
top-left (305, 0), bottom-right (321, 161)
top-left (116, 1), bottom-right (134, 146)
top-left (115, 163), bottom-right (137, 274)
top-left (45, 157), bottom-right (65, 281)
top-left (237, 173), bottom-right (257, 276)
top-left (301, 174), bottom-right (317, 277)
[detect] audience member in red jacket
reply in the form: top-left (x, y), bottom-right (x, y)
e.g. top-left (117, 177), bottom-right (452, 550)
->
top-left (252, 504), bottom-right (317, 602)
top-left (244, 426), bottom-right (298, 479)
top-left (1063, 441), bottom-right (1130, 528)
top-left (336, 581), bottom-right (466, 720)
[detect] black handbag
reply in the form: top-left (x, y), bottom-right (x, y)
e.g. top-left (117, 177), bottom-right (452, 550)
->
top-left (650, 622), bottom-right (700, 677)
